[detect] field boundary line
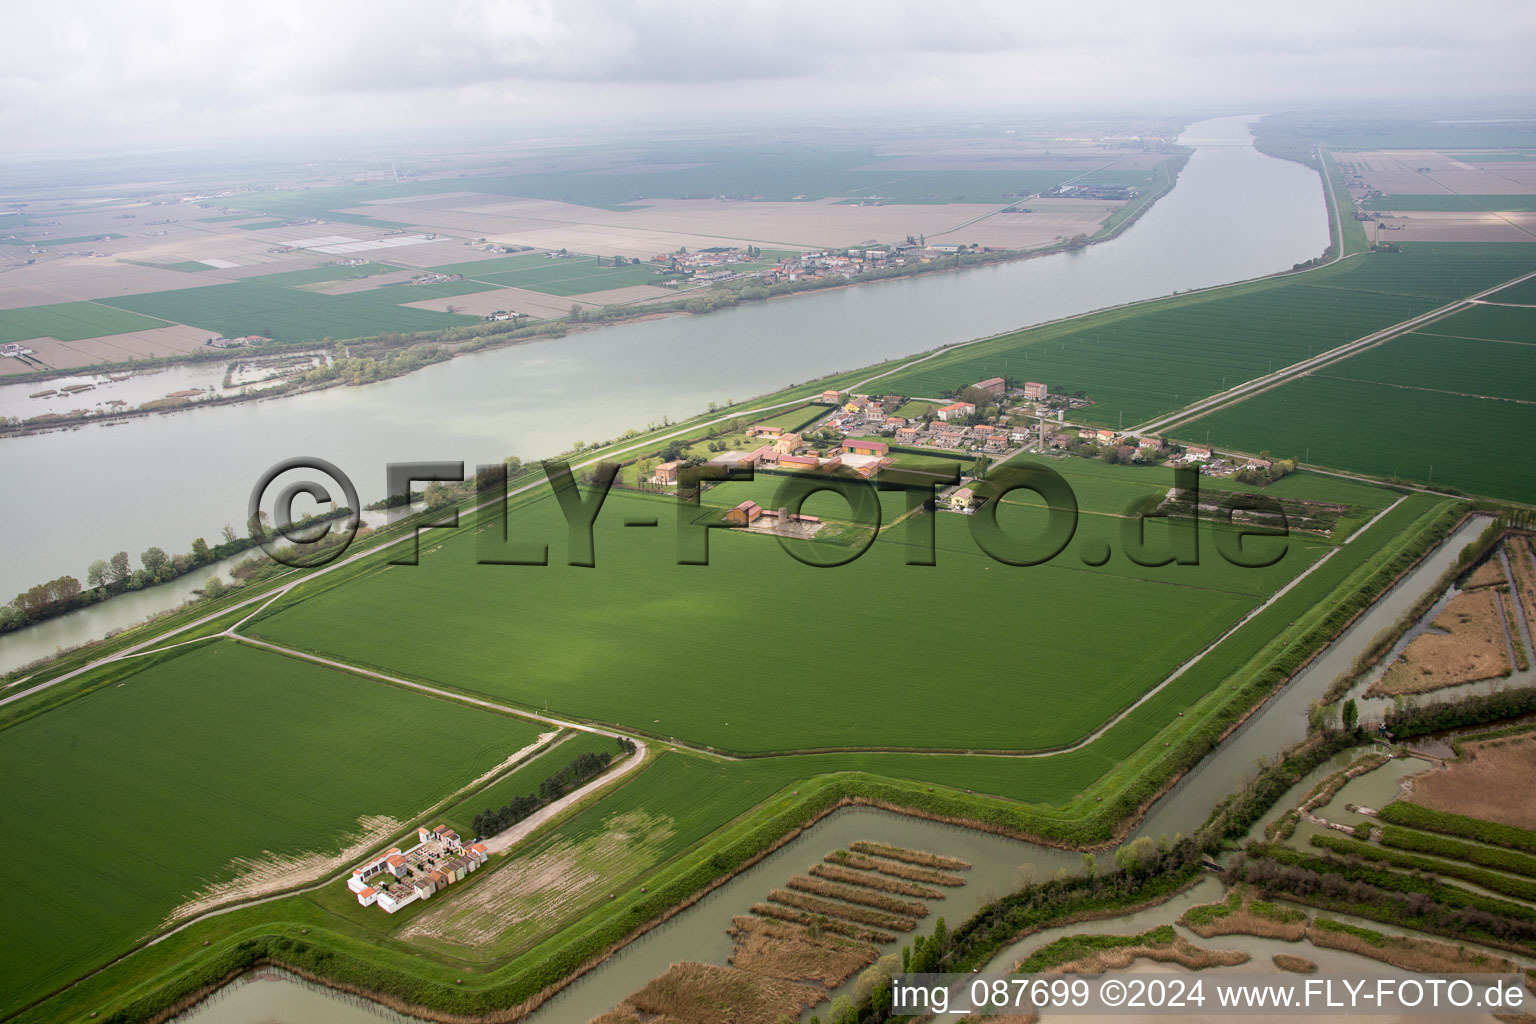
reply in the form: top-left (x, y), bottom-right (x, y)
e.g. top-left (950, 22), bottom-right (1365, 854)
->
top-left (1132, 266), bottom-right (1536, 438)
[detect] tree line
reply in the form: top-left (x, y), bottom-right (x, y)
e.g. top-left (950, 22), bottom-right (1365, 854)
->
top-left (471, 737), bottom-right (634, 839)
top-left (0, 508), bottom-right (349, 633)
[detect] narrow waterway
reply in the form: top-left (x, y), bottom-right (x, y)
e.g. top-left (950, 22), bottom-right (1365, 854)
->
top-left (0, 115), bottom-right (1328, 625)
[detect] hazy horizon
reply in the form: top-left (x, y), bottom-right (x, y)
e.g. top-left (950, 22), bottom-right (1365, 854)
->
top-left (4, 0), bottom-right (1534, 161)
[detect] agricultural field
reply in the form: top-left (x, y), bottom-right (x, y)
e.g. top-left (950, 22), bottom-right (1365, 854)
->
top-left (0, 300), bottom-right (169, 345)
top-left (433, 254), bottom-right (668, 296)
top-left (1363, 195), bottom-right (1536, 212)
top-left (96, 278), bottom-right (485, 343)
top-left (1489, 276), bottom-right (1536, 305)
top-left (1175, 299), bottom-right (1536, 502)
top-left (878, 245), bottom-right (1536, 427)
top-left (246, 469), bottom-right (1346, 755)
top-left (0, 639), bottom-right (544, 1016)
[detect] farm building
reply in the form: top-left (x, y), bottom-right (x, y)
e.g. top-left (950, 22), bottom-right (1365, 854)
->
top-left (350, 826), bottom-right (488, 913)
top-left (974, 377), bottom-right (1006, 397)
top-left (1137, 436), bottom-right (1164, 452)
top-left (725, 500), bottom-right (763, 526)
top-left (936, 402), bottom-right (976, 422)
top-left (653, 461), bottom-right (681, 485)
top-left (1185, 446), bottom-right (1212, 462)
top-left (842, 439), bottom-right (889, 457)
top-left (1023, 381), bottom-right (1049, 400)
top-left (948, 487), bottom-right (977, 511)
top-left (747, 424), bottom-right (784, 438)
top-left (1095, 428), bottom-right (1118, 445)
top-left (819, 389), bottom-right (843, 404)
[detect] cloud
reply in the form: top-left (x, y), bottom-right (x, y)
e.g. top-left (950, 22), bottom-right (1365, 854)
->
top-left (1, 0), bottom-right (1532, 156)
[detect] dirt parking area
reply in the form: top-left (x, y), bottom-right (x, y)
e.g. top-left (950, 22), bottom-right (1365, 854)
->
top-left (1405, 732), bottom-right (1536, 830)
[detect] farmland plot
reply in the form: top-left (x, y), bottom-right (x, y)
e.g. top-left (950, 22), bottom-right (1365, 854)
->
top-left (0, 640), bottom-right (542, 1013)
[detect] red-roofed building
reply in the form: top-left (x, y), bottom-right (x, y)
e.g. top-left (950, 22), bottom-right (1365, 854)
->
top-left (842, 439), bottom-right (889, 457)
top-left (725, 500), bottom-right (763, 526)
top-left (937, 402), bottom-right (975, 422)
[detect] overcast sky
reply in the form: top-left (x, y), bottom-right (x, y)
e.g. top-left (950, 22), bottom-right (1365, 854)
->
top-left (3, 0), bottom-right (1533, 158)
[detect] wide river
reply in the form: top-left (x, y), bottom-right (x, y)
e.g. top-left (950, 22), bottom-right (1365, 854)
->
top-left (0, 115), bottom-right (1326, 656)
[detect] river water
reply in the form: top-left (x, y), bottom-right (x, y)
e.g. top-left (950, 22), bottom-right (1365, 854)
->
top-left (0, 115), bottom-right (1326, 651)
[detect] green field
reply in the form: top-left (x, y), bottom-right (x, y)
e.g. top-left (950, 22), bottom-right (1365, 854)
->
top-left (0, 465), bottom-right (1446, 1023)
top-left (1177, 301), bottom-right (1536, 501)
top-left (746, 403), bottom-right (829, 433)
top-left (1179, 376), bottom-right (1536, 502)
top-left (242, 262), bottom-right (406, 289)
top-left (439, 254), bottom-right (667, 296)
top-left (0, 300), bottom-right (168, 345)
top-left (1489, 277), bottom-right (1536, 305)
top-left (435, 729), bottom-right (621, 837)
top-left (877, 246), bottom-right (1536, 427)
top-left (246, 477), bottom-right (1330, 754)
top-left (28, 232), bottom-right (127, 245)
top-left (1363, 195), bottom-right (1536, 212)
top-left (96, 279), bottom-right (484, 343)
top-left (0, 639), bottom-right (543, 1013)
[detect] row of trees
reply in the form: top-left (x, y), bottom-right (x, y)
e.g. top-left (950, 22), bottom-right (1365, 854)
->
top-left (470, 739), bottom-right (631, 839)
top-left (2, 509), bottom-right (349, 633)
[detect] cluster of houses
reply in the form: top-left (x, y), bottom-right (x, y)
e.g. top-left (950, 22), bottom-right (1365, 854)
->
top-left (650, 247), bottom-right (761, 282)
top-left (650, 427), bottom-right (895, 485)
top-left (753, 241), bottom-right (988, 286)
top-left (348, 824), bottom-right (490, 914)
top-left (1069, 428), bottom-right (1275, 476)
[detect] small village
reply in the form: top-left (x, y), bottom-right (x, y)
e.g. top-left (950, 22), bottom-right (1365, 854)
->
top-left (348, 824), bottom-right (490, 914)
top-left (626, 371), bottom-right (1296, 531)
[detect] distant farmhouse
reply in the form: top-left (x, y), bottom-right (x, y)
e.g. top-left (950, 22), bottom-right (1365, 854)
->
top-left (348, 825), bottom-right (489, 913)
